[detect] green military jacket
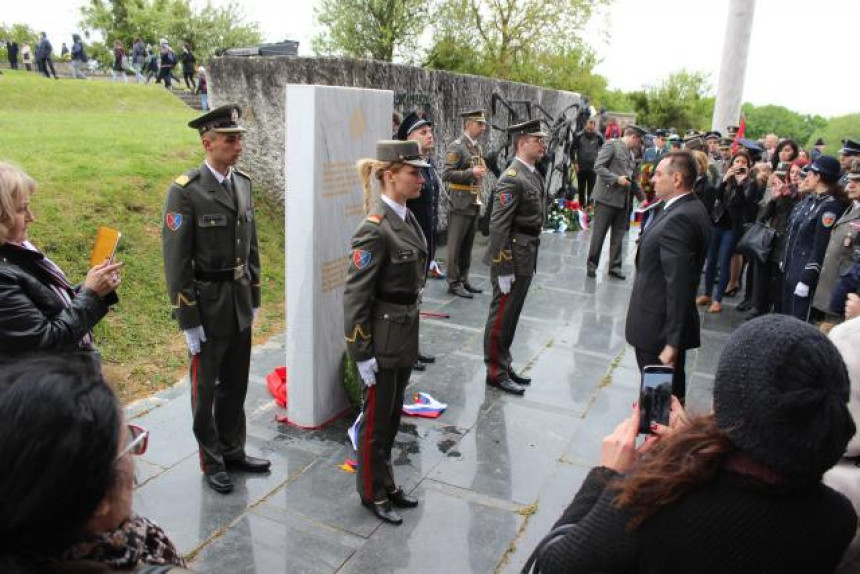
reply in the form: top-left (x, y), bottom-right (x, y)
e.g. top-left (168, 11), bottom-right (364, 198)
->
top-left (343, 200), bottom-right (427, 369)
top-left (442, 134), bottom-right (482, 216)
top-left (484, 158), bottom-right (545, 277)
top-left (161, 164), bottom-right (261, 337)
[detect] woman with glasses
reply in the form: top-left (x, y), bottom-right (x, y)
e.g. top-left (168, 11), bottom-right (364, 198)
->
top-left (0, 354), bottom-right (188, 572)
top-left (0, 163), bottom-right (122, 361)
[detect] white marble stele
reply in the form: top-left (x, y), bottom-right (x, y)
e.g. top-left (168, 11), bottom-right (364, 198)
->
top-left (285, 84), bottom-right (393, 428)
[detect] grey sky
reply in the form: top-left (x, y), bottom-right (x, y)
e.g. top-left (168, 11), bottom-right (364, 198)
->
top-left (5, 0), bottom-right (857, 117)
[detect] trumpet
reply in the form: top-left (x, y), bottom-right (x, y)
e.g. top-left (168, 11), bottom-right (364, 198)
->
top-left (470, 145), bottom-right (486, 206)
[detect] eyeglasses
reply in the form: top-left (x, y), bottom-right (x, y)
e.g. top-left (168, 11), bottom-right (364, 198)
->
top-left (117, 423), bottom-right (149, 460)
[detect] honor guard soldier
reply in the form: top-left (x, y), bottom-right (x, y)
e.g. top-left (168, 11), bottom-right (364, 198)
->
top-left (442, 109), bottom-right (488, 299)
top-left (344, 140), bottom-right (429, 525)
top-left (483, 120), bottom-right (548, 395)
top-left (161, 104), bottom-right (270, 495)
top-left (838, 138), bottom-right (860, 188)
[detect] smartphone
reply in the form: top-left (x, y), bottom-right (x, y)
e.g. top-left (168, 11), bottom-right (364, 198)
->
top-left (736, 167), bottom-right (748, 174)
top-left (638, 365), bottom-right (674, 434)
top-left (90, 226), bottom-right (122, 267)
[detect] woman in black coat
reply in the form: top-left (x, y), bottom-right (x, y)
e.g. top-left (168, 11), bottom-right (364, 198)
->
top-left (0, 163), bottom-right (122, 360)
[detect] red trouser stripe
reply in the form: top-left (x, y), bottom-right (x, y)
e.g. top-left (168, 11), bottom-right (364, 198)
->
top-left (362, 386), bottom-right (377, 501)
top-left (192, 355), bottom-right (204, 471)
top-left (489, 293), bottom-right (509, 381)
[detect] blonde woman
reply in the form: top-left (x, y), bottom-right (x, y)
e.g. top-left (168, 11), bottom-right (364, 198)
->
top-left (343, 140), bottom-right (428, 525)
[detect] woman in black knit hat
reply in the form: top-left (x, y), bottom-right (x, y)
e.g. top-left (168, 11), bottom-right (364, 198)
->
top-left (530, 314), bottom-right (857, 574)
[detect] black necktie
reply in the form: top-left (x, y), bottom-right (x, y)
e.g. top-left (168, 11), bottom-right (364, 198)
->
top-left (222, 176), bottom-right (237, 208)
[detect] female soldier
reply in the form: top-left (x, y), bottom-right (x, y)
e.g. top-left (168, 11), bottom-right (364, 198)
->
top-left (343, 140), bottom-right (429, 525)
top-left (782, 155), bottom-right (847, 321)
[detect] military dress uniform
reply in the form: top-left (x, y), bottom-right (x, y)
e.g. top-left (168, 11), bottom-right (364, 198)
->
top-left (442, 110), bottom-right (488, 297)
top-left (782, 192), bottom-right (846, 321)
top-left (483, 121), bottom-right (547, 395)
top-left (161, 105), bottom-right (263, 484)
top-left (343, 141), bottom-right (428, 521)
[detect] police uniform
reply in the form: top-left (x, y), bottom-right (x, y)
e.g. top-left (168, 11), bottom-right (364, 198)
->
top-left (161, 105), bottom-right (267, 492)
top-left (483, 120), bottom-right (546, 396)
top-left (838, 139), bottom-right (860, 188)
top-left (343, 141), bottom-right (428, 523)
top-left (782, 192), bottom-right (846, 321)
top-left (442, 109), bottom-right (488, 298)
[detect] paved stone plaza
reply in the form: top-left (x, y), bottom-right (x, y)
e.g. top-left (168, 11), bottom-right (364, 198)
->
top-left (129, 229), bottom-right (739, 573)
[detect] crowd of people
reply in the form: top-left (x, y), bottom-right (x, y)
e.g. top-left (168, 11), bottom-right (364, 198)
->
top-left (3, 34), bottom-right (209, 110)
top-left (1, 81), bottom-right (859, 570)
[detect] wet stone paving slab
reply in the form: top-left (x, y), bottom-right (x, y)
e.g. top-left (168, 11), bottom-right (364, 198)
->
top-left (129, 229), bottom-right (737, 573)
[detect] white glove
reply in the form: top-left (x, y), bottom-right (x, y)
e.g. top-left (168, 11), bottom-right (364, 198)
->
top-left (794, 282), bottom-right (810, 298)
top-left (183, 325), bottom-right (207, 355)
top-left (498, 274), bottom-right (515, 295)
top-left (357, 358), bottom-right (379, 387)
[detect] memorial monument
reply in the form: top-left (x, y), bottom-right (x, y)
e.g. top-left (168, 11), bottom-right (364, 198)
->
top-left (285, 85), bottom-right (393, 428)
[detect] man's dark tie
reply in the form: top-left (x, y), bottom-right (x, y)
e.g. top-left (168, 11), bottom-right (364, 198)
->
top-left (222, 176), bottom-right (237, 208)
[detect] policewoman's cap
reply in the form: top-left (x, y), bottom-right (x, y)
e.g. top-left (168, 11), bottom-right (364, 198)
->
top-left (188, 104), bottom-right (246, 135)
top-left (376, 140), bottom-right (430, 168)
top-left (507, 119), bottom-right (548, 138)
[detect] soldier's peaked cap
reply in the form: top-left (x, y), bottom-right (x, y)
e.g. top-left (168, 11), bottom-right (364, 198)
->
top-left (460, 109), bottom-right (489, 123)
top-left (395, 111), bottom-right (433, 141)
top-left (840, 139), bottom-right (860, 155)
top-left (376, 140), bottom-right (430, 168)
top-left (188, 104), bottom-right (246, 135)
top-left (508, 119), bottom-right (548, 138)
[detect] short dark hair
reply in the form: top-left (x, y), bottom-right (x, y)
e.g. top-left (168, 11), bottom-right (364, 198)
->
top-left (663, 151), bottom-right (697, 190)
top-left (0, 355), bottom-right (120, 565)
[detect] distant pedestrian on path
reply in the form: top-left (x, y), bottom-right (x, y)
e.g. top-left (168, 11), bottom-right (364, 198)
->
top-left (196, 66), bottom-right (209, 110)
top-left (144, 46), bottom-right (158, 83)
top-left (157, 39), bottom-right (175, 89)
top-left (6, 39), bottom-right (19, 69)
top-left (70, 34), bottom-right (87, 79)
top-left (36, 32), bottom-right (58, 79)
top-left (131, 37), bottom-right (145, 82)
top-left (111, 40), bottom-right (128, 83)
top-left (21, 42), bottom-right (32, 71)
top-left (60, 42), bottom-right (69, 59)
top-left (180, 43), bottom-right (196, 90)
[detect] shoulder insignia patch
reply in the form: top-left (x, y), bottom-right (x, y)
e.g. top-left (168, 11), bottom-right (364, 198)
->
top-left (366, 214), bottom-right (382, 224)
top-left (446, 151), bottom-right (461, 164)
top-left (821, 212), bottom-right (837, 228)
top-left (174, 174), bottom-right (190, 187)
top-left (165, 212), bottom-right (183, 231)
top-left (352, 249), bottom-right (373, 270)
top-left (506, 169), bottom-right (517, 177)
top-left (498, 191), bottom-right (513, 207)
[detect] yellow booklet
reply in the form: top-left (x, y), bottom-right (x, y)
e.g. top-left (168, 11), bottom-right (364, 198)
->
top-left (90, 227), bottom-right (122, 266)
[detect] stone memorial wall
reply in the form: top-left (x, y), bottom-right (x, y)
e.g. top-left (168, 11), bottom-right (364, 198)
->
top-left (209, 56), bottom-right (583, 231)
top-left (285, 85), bottom-right (392, 428)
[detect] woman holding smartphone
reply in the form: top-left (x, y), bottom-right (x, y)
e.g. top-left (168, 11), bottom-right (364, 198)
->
top-left (0, 163), bottom-right (122, 361)
top-left (697, 150), bottom-right (756, 313)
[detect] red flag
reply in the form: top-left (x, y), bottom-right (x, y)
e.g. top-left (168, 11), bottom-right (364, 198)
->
top-left (732, 115), bottom-right (746, 154)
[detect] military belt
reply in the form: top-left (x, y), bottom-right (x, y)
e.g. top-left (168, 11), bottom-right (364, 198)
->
top-left (449, 184), bottom-right (480, 193)
top-left (376, 291), bottom-right (418, 306)
top-left (194, 264), bottom-right (246, 282)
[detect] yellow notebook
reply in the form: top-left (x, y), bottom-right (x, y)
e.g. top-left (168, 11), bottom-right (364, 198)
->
top-left (90, 227), bottom-right (122, 266)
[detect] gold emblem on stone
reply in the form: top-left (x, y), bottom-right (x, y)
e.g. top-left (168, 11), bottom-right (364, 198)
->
top-left (349, 107), bottom-right (366, 140)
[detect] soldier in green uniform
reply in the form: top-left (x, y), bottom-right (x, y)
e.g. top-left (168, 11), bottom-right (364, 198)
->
top-left (442, 109), bottom-right (489, 299)
top-left (483, 120), bottom-right (548, 396)
top-left (161, 104), bottom-right (270, 495)
top-left (344, 140), bottom-right (429, 525)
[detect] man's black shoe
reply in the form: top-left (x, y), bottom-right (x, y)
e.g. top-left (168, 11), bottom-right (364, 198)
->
top-left (486, 376), bottom-right (525, 395)
top-left (509, 371), bottom-right (531, 386)
top-left (205, 471), bottom-right (234, 494)
top-left (736, 298), bottom-right (753, 312)
top-left (586, 268), bottom-right (597, 278)
top-left (388, 488), bottom-right (419, 508)
top-left (464, 283), bottom-right (483, 294)
top-left (608, 269), bottom-right (626, 280)
top-left (417, 352), bottom-right (436, 364)
top-left (448, 285), bottom-right (474, 299)
top-left (362, 500), bottom-right (403, 525)
top-left (412, 360), bottom-right (426, 371)
top-left (225, 455), bottom-right (271, 473)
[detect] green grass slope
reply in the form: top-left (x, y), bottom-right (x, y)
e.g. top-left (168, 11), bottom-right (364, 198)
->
top-left (806, 113), bottom-right (860, 153)
top-left (0, 71), bottom-right (285, 401)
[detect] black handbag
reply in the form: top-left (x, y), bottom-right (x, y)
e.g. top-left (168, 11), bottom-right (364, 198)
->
top-left (736, 222), bottom-right (776, 264)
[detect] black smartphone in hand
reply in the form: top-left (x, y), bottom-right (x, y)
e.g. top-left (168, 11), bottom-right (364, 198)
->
top-left (639, 365), bottom-right (674, 434)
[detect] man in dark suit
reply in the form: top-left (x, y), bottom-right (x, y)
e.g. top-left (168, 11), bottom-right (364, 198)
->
top-left (625, 151), bottom-right (710, 402)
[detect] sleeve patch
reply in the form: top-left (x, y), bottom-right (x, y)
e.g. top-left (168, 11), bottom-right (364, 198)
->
top-left (352, 249), bottom-right (373, 269)
top-left (498, 191), bottom-right (513, 207)
top-left (174, 174), bottom-right (190, 187)
top-left (366, 214), bottom-right (382, 224)
top-left (821, 212), bottom-right (837, 228)
top-left (506, 169), bottom-right (517, 177)
top-left (165, 212), bottom-right (183, 231)
top-left (446, 152), bottom-right (461, 164)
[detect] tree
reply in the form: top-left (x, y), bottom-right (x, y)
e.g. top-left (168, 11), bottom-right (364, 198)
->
top-left (632, 70), bottom-right (715, 131)
top-left (312, 0), bottom-right (426, 62)
top-left (806, 113), bottom-right (860, 153)
top-left (740, 103), bottom-right (826, 145)
top-left (0, 23), bottom-right (40, 61)
top-left (78, 0), bottom-right (261, 60)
